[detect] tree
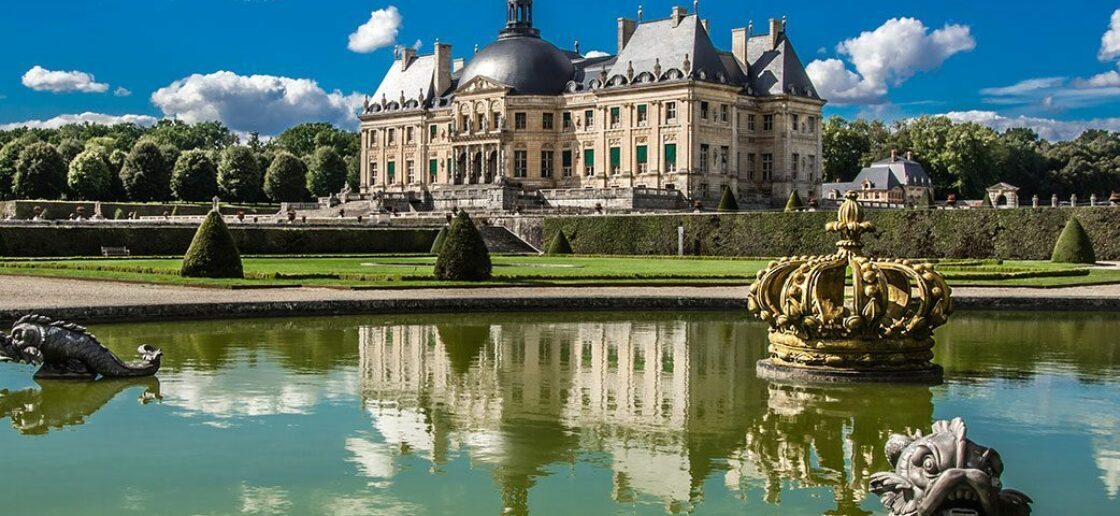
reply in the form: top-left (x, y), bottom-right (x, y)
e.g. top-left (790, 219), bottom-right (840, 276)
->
top-left (434, 212), bottom-right (492, 281)
top-left (345, 154), bottom-right (360, 190)
top-left (1051, 217), bottom-right (1096, 264)
top-left (217, 146), bottom-right (262, 202)
top-left (717, 187), bottom-right (739, 212)
top-left (57, 138), bottom-right (85, 165)
top-left (273, 122), bottom-right (358, 158)
top-left (158, 143), bottom-right (181, 172)
top-left (0, 139), bottom-right (31, 199)
top-left (430, 226), bottom-right (448, 255)
top-left (120, 141), bottom-right (170, 201)
top-left (172, 150), bottom-right (220, 201)
top-left (546, 230), bottom-right (573, 255)
top-left (306, 146), bottom-right (347, 197)
top-left (13, 142), bottom-right (68, 199)
top-left (181, 210), bottom-right (244, 278)
top-left (67, 149), bottom-right (113, 200)
top-left (784, 191), bottom-right (804, 212)
top-left (263, 151), bottom-right (309, 202)
top-left (147, 120), bottom-right (237, 151)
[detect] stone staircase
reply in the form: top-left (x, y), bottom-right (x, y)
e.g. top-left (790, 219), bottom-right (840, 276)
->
top-left (479, 226), bottom-right (539, 254)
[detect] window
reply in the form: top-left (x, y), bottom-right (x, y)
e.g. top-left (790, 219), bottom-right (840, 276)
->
top-left (406, 160), bottom-right (415, 184)
top-left (763, 114), bottom-right (774, 131)
top-left (791, 153), bottom-right (800, 179)
top-left (562, 150), bottom-right (573, 177)
top-left (665, 102), bottom-right (677, 123)
top-left (429, 125), bottom-right (437, 140)
top-left (585, 110), bottom-right (595, 129)
top-left (562, 112), bottom-right (573, 129)
top-left (583, 149), bottom-right (595, 176)
top-left (371, 162), bottom-right (378, 184)
top-left (541, 150), bottom-right (554, 178)
top-left (609, 147), bottom-right (621, 174)
top-left (747, 153), bottom-right (756, 180)
top-left (699, 144), bottom-right (710, 172)
top-left (791, 114), bottom-right (800, 132)
top-left (493, 112), bottom-right (501, 129)
top-left (700, 101), bottom-right (710, 120)
top-left (636, 145), bottom-right (648, 173)
top-left (406, 127), bottom-right (414, 144)
top-left (514, 112), bottom-right (527, 130)
top-left (720, 104), bottom-right (729, 123)
top-left (476, 113), bottom-right (485, 131)
top-left (368, 130), bottom-right (378, 148)
top-left (700, 183), bottom-right (710, 198)
top-left (748, 114), bottom-right (756, 131)
top-left (610, 107), bottom-right (621, 128)
top-left (808, 116), bottom-right (817, 134)
top-left (720, 146), bottom-right (729, 174)
top-left (664, 143), bottom-right (677, 172)
top-left (807, 155), bottom-right (816, 181)
top-left (459, 115), bottom-right (469, 132)
top-left (388, 128), bottom-right (396, 144)
top-left (761, 153), bottom-right (773, 180)
top-left (542, 113), bottom-right (554, 130)
top-left (387, 161), bottom-right (396, 183)
top-left (514, 150), bottom-right (527, 178)
top-left (637, 104), bottom-right (648, 125)
top-left (429, 159), bottom-right (438, 181)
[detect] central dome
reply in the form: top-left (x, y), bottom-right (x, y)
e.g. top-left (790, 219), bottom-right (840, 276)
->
top-left (457, 36), bottom-right (575, 96)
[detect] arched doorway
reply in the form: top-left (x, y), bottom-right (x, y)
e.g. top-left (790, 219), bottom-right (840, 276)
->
top-left (455, 153), bottom-right (467, 185)
top-left (485, 150), bottom-right (498, 183)
top-left (471, 152), bottom-right (483, 184)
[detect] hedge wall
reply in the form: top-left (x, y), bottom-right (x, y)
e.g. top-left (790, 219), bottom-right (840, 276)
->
top-left (0, 200), bottom-right (278, 220)
top-left (0, 225), bottom-right (437, 257)
top-left (542, 208), bottom-right (1120, 260)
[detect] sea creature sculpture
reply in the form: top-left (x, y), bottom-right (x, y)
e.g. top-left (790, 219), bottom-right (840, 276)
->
top-left (0, 377), bottom-right (161, 435)
top-left (0, 315), bottom-right (161, 379)
top-left (869, 417), bottom-right (1032, 516)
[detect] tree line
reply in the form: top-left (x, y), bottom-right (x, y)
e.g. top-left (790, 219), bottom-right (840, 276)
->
top-left (822, 115), bottom-right (1120, 200)
top-left (0, 120), bottom-right (360, 203)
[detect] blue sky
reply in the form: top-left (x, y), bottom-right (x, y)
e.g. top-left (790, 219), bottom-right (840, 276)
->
top-left (2, 0), bottom-right (1119, 140)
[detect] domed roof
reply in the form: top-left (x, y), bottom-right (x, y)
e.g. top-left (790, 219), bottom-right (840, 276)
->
top-left (457, 36), bottom-right (575, 96)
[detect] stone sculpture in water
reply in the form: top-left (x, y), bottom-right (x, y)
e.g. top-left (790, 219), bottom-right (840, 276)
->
top-left (0, 315), bottom-right (161, 379)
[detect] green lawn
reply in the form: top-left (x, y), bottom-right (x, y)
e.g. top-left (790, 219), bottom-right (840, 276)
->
top-left (0, 255), bottom-right (1116, 289)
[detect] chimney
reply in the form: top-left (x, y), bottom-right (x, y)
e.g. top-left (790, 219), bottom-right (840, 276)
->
top-left (890, 149), bottom-right (898, 162)
top-left (399, 46), bottom-right (417, 70)
top-left (769, 18), bottom-right (783, 49)
top-left (434, 42), bottom-right (452, 96)
top-left (671, 6), bottom-right (687, 27)
top-left (731, 27), bottom-right (748, 68)
top-left (617, 18), bottom-right (637, 53)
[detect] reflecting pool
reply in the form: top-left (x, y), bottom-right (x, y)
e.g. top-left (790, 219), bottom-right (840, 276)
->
top-left (2, 311), bottom-right (1119, 515)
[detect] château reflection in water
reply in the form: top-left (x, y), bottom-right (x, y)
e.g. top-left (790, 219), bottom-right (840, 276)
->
top-left (357, 316), bottom-right (933, 514)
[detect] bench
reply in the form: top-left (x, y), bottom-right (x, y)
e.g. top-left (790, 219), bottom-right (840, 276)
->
top-left (101, 246), bottom-right (131, 257)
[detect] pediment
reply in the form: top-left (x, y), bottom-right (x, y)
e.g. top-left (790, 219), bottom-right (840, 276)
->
top-left (455, 75), bottom-right (511, 95)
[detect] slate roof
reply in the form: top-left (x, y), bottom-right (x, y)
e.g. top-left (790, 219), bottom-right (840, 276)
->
top-left (823, 157), bottom-right (932, 194)
top-left (372, 55), bottom-right (439, 104)
top-left (744, 33), bottom-right (818, 97)
top-left (607, 14), bottom-right (728, 83)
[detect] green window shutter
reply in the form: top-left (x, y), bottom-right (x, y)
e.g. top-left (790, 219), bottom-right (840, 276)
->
top-left (562, 150), bottom-right (572, 167)
top-left (638, 104), bottom-right (647, 116)
top-left (429, 159), bottom-right (438, 176)
top-left (636, 145), bottom-right (648, 163)
top-left (611, 107), bottom-right (620, 117)
top-left (387, 162), bottom-right (395, 174)
top-left (610, 147), bottom-right (621, 168)
top-left (664, 144), bottom-right (677, 162)
top-left (584, 149), bottom-right (594, 165)
top-left (429, 125), bottom-right (437, 139)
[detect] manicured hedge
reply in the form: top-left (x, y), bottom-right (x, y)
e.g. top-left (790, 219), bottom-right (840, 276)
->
top-left (542, 208), bottom-right (1120, 260)
top-left (0, 225), bottom-right (437, 257)
top-left (0, 200), bottom-right (278, 220)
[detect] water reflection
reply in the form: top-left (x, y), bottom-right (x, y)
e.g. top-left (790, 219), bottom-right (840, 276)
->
top-left (0, 377), bottom-right (160, 435)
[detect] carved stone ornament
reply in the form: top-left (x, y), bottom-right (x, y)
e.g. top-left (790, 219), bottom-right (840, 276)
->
top-left (0, 315), bottom-right (162, 380)
top-left (747, 191), bottom-right (953, 382)
top-left (870, 417), bottom-right (1033, 516)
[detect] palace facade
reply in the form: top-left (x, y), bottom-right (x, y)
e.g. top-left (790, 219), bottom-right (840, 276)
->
top-left (359, 1), bottom-right (825, 211)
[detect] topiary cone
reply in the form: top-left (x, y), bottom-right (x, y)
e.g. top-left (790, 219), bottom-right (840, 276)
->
top-left (434, 212), bottom-right (492, 281)
top-left (181, 210), bottom-right (244, 278)
top-left (430, 226), bottom-right (448, 255)
top-left (717, 188), bottom-right (739, 212)
top-left (546, 230), bottom-right (573, 255)
top-left (784, 191), bottom-right (804, 212)
top-left (1051, 216), bottom-right (1096, 264)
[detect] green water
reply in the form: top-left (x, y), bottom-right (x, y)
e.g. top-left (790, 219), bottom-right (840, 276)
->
top-left (1, 311), bottom-right (1118, 515)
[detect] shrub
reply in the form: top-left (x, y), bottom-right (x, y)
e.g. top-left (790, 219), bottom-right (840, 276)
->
top-left (306, 146), bottom-right (347, 197)
top-left (14, 142), bottom-right (68, 199)
top-left (112, 207), bottom-right (125, 220)
top-left (263, 151), bottom-right (309, 202)
top-left (784, 191), bottom-right (804, 212)
top-left (180, 211), bottom-right (244, 278)
top-left (430, 226), bottom-right (448, 255)
top-left (218, 146), bottom-right (262, 202)
top-left (120, 141), bottom-right (170, 201)
top-left (1051, 216), bottom-right (1096, 264)
top-left (171, 150), bottom-right (219, 201)
top-left (916, 190), bottom-right (934, 210)
top-left (981, 193), bottom-right (993, 208)
top-left (546, 229), bottom-right (573, 255)
top-left (68, 149), bottom-right (113, 200)
top-left (434, 212), bottom-right (492, 281)
top-left (717, 188), bottom-right (739, 212)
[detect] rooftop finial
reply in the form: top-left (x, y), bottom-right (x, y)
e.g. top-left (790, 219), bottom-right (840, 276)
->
top-left (501, 0), bottom-right (540, 38)
top-left (574, 39), bottom-right (580, 54)
top-left (693, 0), bottom-right (699, 13)
top-left (781, 15), bottom-right (787, 31)
top-left (637, 4), bottom-right (643, 22)
top-left (474, 43), bottom-right (479, 54)
top-left (747, 19), bottom-right (753, 36)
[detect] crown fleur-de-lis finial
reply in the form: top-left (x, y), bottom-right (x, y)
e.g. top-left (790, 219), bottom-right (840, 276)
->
top-left (827, 191), bottom-right (875, 256)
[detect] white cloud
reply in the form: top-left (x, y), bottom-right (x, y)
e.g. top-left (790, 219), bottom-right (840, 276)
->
top-left (980, 77), bottom-right (1065, 97)
top-left (21, 65), bottom-right (109, 93)
top-left (807, 17), bottom-right (975, 104)
top-left (1076, 70), bottom-right (1120, 88)
top-left (0, 112), bottom-right (158, 131)
top-left (942, 110), bottom-right (1120, 141)
top-left (150, 71), bottom-right (363, 135)
top-left (348, 6), bottom-right (402, 53)
top-left (584, 50), bottom-right (611, 59)
top-left (1100, 9), bottom-right (1120, 62)
top-left (114, 86), bottom-right (132, 97)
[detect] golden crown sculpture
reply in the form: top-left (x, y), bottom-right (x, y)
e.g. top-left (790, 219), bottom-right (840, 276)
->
top-left (747, 191), bottom-right (953, 382)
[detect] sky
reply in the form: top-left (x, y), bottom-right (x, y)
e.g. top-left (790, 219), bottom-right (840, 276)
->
top-left (2, 0), bottom-right (1120, 140)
